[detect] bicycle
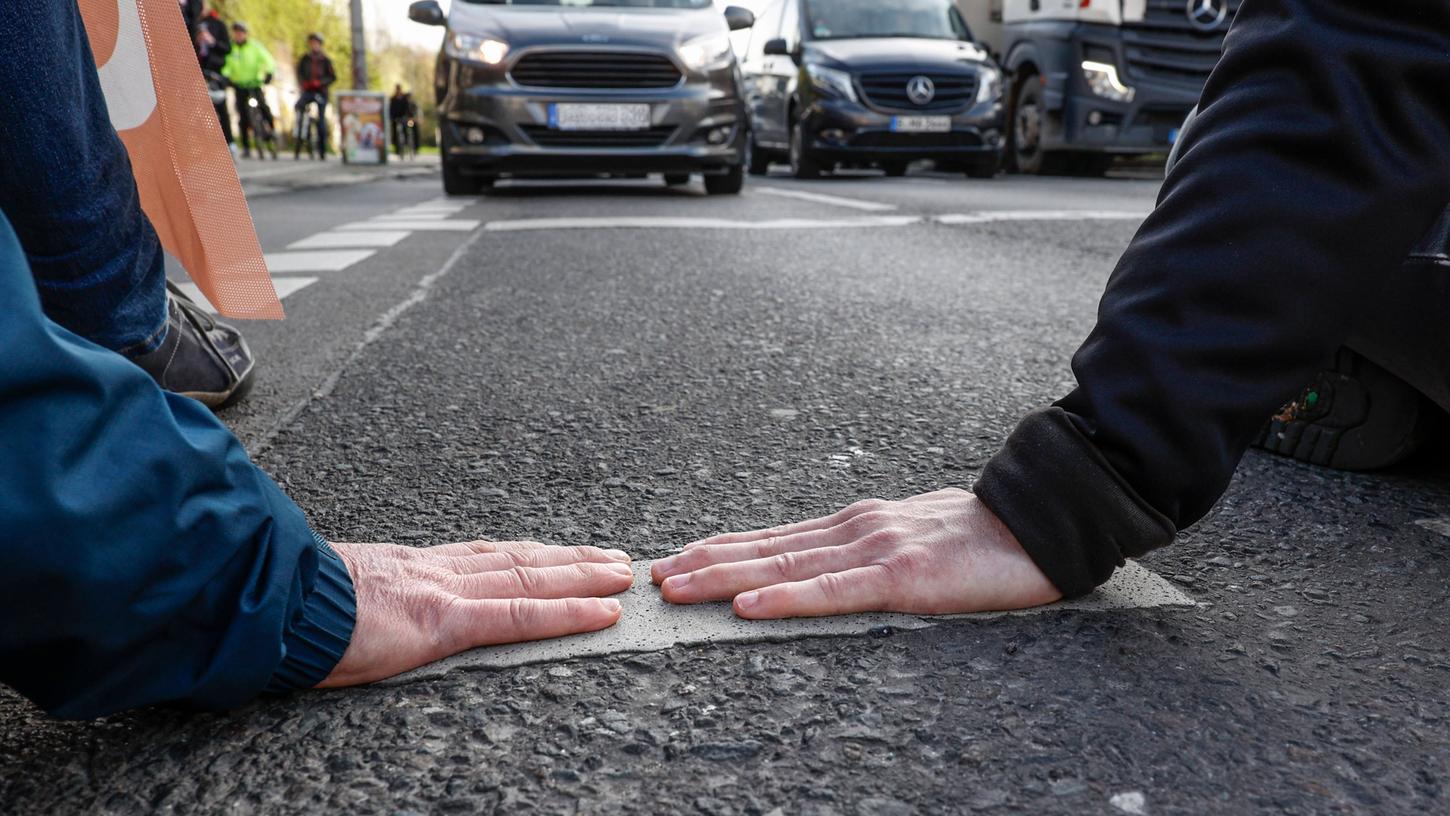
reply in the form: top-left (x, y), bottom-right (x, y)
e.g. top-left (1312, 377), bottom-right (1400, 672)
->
top-left (294, 96), bottom-right (323, 160)
top-left (239, 87), bottom-right (279, 160)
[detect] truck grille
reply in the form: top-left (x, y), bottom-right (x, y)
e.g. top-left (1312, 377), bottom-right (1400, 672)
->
top-left (520, 125), bottom-right (677, 149)
top-left (857, 72), bottom-right (978, 113)
top-left (1122, 0), bottom-right (1240, 86)
top-left (510, 51), bottom-right (682, 89)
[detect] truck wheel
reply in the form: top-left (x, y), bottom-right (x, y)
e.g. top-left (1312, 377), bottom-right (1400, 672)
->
top-left (881, 161), bottom-right (908, 177)
top-left (1009, 78), bottom-right (1067, 175)
top-left (704, 163), bottom-right (746, 195)
top-left (789, 115), bottom-right (824, 179)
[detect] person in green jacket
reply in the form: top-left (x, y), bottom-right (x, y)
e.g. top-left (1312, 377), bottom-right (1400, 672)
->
top-left (221, 21), bottom-right (276, 158)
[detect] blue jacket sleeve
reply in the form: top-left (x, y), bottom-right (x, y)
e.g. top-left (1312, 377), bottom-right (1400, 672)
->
top-left (0, 216), bottom-right (356, 720)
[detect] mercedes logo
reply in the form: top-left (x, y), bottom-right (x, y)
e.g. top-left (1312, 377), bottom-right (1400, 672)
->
top-left (1185, 0), bottom-right (1228, 32)
top-left (906, 75), bottom-right (936, 106)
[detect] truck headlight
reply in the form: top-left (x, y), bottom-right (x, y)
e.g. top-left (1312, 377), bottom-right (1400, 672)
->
top-left (679, 32), bottom-right (733, 72)
top-left (976, 66), bottom-right (1002, 104)
top-left (805, 63), bottom-right (857, 103)
top-left (1081, 60), bottom-right (1135, 103)
top-left (447, 33), bottom-right (509, 66)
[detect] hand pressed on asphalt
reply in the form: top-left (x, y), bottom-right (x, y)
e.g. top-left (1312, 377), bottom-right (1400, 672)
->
top-left (651, 488), bottom-right (1062, 619)
top-left (319, 540), bottom-right (634, 687)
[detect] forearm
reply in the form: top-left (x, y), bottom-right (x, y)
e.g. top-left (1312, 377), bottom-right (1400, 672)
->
top-left (977, 0), bottom-right (1450, 595)
top-left (0, 219), bottom-right (353, 719)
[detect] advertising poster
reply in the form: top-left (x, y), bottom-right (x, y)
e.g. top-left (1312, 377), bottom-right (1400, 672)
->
top-left (338, 91), bottom-right (388, 165)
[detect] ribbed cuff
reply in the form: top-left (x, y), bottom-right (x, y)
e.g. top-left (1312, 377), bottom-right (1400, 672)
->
top-left (974, 407), bottom-right (1176, 597)
top-left (264, 534), bottom-right (357, 693)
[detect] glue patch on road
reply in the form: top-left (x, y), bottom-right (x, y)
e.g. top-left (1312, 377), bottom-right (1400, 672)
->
top-left (383, 559), bottom-right (1196, 685)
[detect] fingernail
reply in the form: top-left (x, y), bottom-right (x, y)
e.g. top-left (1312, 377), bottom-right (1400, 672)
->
top-left (736, 591), bottom-right (760, 611)
top-left (600, 599), bottom-right (622, 614)
top-left (606, 549), bottom-right (631, 562)
top-left (608, 562), bottom-right (633, 575)
top-left (666, 573), bottom-right (692, 591)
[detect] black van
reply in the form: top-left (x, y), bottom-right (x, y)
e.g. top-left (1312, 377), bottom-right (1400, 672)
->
top-left (738, 0), bottom-right (1005, 179)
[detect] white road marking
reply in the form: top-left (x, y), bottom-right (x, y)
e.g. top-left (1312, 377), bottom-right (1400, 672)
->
top-left (175, 277), bottom-right (318, 313)
top-left (382, 559), bottom-right (1196, 683)
top-left (753, 186), bottom-right (899, 212)
top-left (265, 249), bottom-right (377, 272)
top-left (288, 230), bottom-right (412, 250)
top-left (393, 204), bottom-right (470, 215)
top-left (936, 210), bottom-right (1149, 224)
top-left (336, 219), bottom-right (481, 232)
top-left (484, 215), bottom-right (922, 232)
top-left (366, 211), bottom-right (454, 222)
top-left (1415, 518), bottom-right (1450, 538)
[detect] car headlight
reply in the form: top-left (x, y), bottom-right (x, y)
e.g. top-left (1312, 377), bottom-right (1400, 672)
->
top-left (976, 66), bottom-right (1002, 104)
top-left (805, 63), bottom-right (857, 103)
top-left (447, 33), bottom-right (509, 66)
top-left (678, 32), bottom-right (733, 72)
top-left (1081, 60), bottom-right (1135, 103)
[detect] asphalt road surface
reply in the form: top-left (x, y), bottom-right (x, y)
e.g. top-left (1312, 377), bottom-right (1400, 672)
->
top-left (4, 164), bottom-right (1449, 815)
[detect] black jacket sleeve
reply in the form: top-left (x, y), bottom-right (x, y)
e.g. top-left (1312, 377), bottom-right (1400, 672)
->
top-left (975, 0), bottom-right (1450, 596)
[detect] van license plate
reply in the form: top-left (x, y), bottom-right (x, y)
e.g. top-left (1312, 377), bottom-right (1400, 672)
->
top-left (891, 116), bottom-right (951, 133)
top-left (549, 103), bottom-right (651, 131)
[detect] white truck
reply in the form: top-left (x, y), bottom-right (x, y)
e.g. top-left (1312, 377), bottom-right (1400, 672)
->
top-left (957, 0), bottom-right (1235, 174)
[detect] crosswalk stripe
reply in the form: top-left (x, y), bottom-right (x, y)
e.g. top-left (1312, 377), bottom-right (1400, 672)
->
top-left (175, 277), bottom-right (318, 314)
top-left (288, 231), bottom-right (412, 250)
top-left (337, 219), bottom-right (480, 232)
top-left (265, 250), bottom-right (377, 272)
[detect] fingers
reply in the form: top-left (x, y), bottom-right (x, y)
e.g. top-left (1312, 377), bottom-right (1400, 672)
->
top-left (652, 527), bottom-right (848, 584)
top-left (680, 499), bottom-right (889, 551)
top-left (442, 545), bottom-right (631, 574)
top-left (449, 562), bottom-right (634, 600)
top-left (657, 545), bottom-right (862, 604)
top-left (445, 597), bottom-right (624, 648)
top-left (732, 566), bottom-right (893, 620)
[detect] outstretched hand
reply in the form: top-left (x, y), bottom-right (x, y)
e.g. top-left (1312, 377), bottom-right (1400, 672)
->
top-left (320, 540), bottom-right (634, 688)
top-left (651, 488), bottom-right (1061, 619)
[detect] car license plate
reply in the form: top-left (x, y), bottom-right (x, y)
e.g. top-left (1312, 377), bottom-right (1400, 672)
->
top-left (891, 116), bottom-right (951, 133)
top-left (548, 103), bottom-right (651, 131)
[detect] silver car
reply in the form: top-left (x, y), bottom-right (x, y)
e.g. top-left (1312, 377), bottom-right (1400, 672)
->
top-left (409, 0), bottom-right (757, 195)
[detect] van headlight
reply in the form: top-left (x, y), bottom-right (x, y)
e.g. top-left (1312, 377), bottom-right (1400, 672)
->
top-left (976, 65), bottom-right (1002, 104)
top-left (1081, 60), bottom-right (1135, 103)
top-left (447, 33), bottom-right (509, 66)
top-left (679, 32), bottom-right (733, 72)
top-left (805, 63), bottom-right (857, 103)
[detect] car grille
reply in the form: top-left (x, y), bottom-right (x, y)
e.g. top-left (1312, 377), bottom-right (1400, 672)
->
top-left (510, 50), bottom-right (683, 89)
top-left (857, 72), bottom-right (978, 113)
top-left (1122, 0), bottom-right (1239, 86)
top-left (520, 125), bottom-right (677, 149)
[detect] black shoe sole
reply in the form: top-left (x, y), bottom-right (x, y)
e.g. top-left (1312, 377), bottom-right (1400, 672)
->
top-left (1255, 351), bottom-right (1432, 471)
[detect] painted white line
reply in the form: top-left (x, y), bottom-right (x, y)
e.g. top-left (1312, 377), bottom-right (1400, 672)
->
top-left (393, 204), bottom-right (470, 215)
top-left (484, 215), bottom-right (922, 232)
top-left (753, 186), bottom-right (899, 212)
top-left (175, 277), bottom-right (318, 313)
top-left (288, 230), bottom-right (411, 250)
top-left (264, 249), bottom-right (377, 272)
top-left (936, 210), bottom-right (1149, 225)
top-left (1415, 518), bottom-right (1450, 538)
top-left (336, 219), bottom-right (480, 232)
top-left (368, 211), bottom-right (454, 222)
top-left (384, 559), bottom-right (1195, 684)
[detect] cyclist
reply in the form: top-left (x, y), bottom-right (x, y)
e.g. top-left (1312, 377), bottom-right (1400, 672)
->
top-left (294, 33), bottom-right (337, 159)
top-left (194, 7), bottom-right (233, 153)
top-left (388, 85), bottom-right (419, 159)
top-left (221, 21), bottom-right (277, 159)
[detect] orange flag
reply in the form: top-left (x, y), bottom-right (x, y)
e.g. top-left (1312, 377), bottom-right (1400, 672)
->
top-left (79, 0), bottom-right (283, 320)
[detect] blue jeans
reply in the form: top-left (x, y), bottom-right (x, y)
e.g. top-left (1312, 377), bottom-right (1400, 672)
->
top-left (0, 2), bottom-right (168, 353)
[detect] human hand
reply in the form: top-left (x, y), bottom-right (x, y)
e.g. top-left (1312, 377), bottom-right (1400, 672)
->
top-left (319, 540), bottom-right (634, 687)
top-left (651, 489), bottom-right (1061, 619)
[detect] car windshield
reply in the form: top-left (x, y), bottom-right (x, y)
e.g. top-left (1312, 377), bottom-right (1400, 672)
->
top-left (803, 0), bottom-right (969, 41)
top-left (460, 0), bottom-right (712, 8)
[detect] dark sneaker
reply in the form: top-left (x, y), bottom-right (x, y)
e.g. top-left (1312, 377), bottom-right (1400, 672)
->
top-left (125, 282), bottom-right (257, 409)
top-left (1256, 349), bottom-right (1435, 471)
